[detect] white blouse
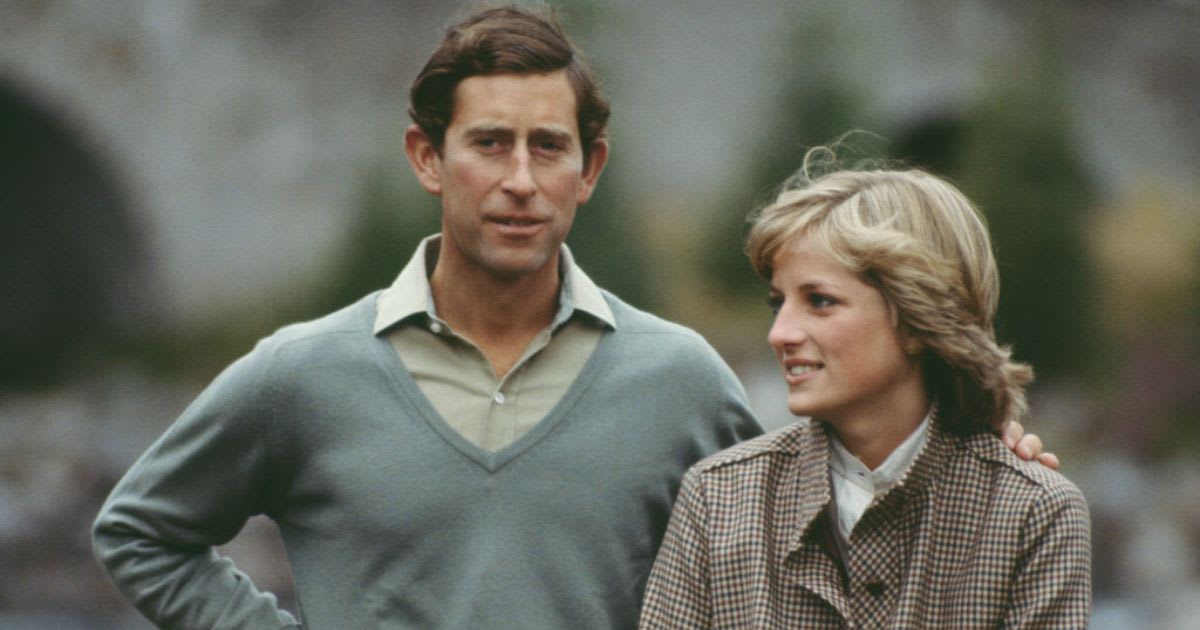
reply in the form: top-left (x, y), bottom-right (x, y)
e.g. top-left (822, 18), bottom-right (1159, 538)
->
top-left (828, 409), bottom-right (933, 541)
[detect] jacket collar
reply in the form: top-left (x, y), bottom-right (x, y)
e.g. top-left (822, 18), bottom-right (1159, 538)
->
top-left (782, 418), bottom-right (959, 560)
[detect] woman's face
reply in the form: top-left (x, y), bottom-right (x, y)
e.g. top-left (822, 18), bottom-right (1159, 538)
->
top-left (767, 233), bottom-right (926, 429)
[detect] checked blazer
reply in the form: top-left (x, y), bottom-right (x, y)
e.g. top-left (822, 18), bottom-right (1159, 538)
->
top-left (640, 418), bottom-right (1091, 629)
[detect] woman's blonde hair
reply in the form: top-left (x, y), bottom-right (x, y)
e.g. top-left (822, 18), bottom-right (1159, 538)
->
top-left (746, 148), bottom-right (1033, 434)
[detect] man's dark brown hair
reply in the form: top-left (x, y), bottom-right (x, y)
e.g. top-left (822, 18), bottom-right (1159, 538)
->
top-left (408, 6), bottom-right (611, 163)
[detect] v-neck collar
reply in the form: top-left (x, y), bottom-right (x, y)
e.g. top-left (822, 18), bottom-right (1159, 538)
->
top-left (366, 293), bottom-right (616, 472)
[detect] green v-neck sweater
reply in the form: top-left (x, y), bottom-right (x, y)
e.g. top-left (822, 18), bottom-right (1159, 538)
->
top-left (93, 291), bottom-right (762, 629)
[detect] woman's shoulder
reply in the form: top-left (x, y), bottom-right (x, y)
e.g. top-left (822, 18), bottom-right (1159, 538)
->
top-left (957, 432), bottom-right (1087, 509)
top-left (690, 419), bottom-right (823, 476)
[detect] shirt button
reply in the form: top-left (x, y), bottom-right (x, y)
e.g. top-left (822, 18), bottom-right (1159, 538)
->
top-left (430, 322), bottom-right (443, 334)
top-left (493, 392), bottom-right (506, 404)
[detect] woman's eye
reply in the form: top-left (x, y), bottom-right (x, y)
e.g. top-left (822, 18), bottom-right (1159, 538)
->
top-left (809, 293), bottom-right (836, 309)
top-left (766, 296), bottom-right (783, 315)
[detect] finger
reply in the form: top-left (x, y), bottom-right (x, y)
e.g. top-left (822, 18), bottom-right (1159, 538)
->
top-left (1037, 452), bottom-right (1061, 470)
top-left (1002, 420), bottom-right (1025, 449)
top-left (1016, 433), bottom-right (1044, 461)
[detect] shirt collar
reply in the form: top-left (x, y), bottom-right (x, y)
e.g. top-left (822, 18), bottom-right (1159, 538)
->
top-left (373, 234), bottom-right (616, 335)
top-left (828, 406), bottom-right (934, 496)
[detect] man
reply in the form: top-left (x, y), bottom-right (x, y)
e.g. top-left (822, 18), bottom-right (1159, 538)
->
top-left (93, 6), bottom-right (1051, 629)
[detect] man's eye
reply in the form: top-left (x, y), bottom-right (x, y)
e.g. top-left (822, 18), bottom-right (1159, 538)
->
top-left (473, 137), bottom-right (504, 151)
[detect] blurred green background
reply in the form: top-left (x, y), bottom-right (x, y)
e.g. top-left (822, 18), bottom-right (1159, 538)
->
top-left (2, 1), bottom-right (1197, 628)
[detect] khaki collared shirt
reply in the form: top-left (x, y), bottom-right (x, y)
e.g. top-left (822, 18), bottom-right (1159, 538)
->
top-left (373, 235), bottom-right (615, 451)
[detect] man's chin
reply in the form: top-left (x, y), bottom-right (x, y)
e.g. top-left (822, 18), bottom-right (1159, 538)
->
top-left (481, 252), bottom-right (557, 281)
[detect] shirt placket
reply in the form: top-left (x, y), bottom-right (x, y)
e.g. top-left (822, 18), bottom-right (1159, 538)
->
top-left (483, 328), bottom-right (553, 448)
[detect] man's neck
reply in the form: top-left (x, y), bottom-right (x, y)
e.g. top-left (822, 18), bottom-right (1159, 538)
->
top-left (429, 255), bottom-right (561, 378)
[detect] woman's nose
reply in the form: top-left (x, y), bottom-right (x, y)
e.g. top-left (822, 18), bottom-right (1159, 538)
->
top-left (767, 308), bottom-right (806, 350)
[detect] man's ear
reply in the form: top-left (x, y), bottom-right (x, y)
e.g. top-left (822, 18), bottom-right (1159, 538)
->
top-left (405, 124), bottom-right (443, 196)
top-left (576, 138), bottom-right (609, 205)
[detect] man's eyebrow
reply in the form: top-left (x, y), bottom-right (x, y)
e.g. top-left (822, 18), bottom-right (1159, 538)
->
top-left (463, 125), bottom-right (513, 139)
top-left (460, 124), bottom-right (577, 147)
top-left (530, 127), bottom-right (575, 143)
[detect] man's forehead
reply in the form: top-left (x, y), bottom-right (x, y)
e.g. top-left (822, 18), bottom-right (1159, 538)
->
top-left (461, 122), bottom-right (576, 137)
top-left (449, 71), bottom-right (578, 124)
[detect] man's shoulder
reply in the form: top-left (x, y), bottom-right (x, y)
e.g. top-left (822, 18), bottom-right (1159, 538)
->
top-left (599, 290), bottom-right (740, 380)
top-left (601, 290), bottom-right (694, 334)
top-left (601, 290), bottom-right (711, 347)
top-left (255, 292), bottom-right (379, 359)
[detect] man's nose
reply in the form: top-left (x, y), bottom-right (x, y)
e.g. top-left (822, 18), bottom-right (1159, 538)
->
top-left (501, 147), bottom-right (536, 198)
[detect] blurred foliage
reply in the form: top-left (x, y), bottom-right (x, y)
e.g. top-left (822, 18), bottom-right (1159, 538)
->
top-left (1090, 189), bottom-right (1200, 338)
top-left (893, 94), bottom-right (1099, 380)
top-left (565, 169), bottom-right (652, 309)
top-left (1087, 188), bottom-right (1200, 459)
top-left (703, 14), bottom-right (870, 305)
top-left (298, 166), bottom-right (442, 319)
top-left (947, 67), bottom-right (1098, 380)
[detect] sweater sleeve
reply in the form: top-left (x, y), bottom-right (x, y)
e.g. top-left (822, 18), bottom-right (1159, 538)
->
top-left (640, 469), bottom-right (713, 629)
top-left (698, 337), bottom-right (764, 453)
top-left (92, 342), bottom-right (300, 629)
top-left (1002, 483), bottom-right (1092, 629)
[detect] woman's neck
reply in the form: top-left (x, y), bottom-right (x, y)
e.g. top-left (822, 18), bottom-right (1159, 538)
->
top-left (825, 390), bottom-right (931, 470)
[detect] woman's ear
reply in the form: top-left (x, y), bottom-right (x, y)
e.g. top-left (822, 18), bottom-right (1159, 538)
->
top-left (898, 322), bottom-right (925, 357)
top-left (886, 298), bottom-right (924, 356)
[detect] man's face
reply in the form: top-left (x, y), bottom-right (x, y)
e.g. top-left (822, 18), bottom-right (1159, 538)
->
top-left (407, 70), bottom-right (606, 283)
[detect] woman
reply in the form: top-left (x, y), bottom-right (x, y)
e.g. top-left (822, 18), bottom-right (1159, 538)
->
top-left (640, 154), bottom-right (1091, 628)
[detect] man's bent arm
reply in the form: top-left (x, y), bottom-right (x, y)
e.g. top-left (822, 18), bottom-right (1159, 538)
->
top-left (93, 343), bottom-right (299, 628)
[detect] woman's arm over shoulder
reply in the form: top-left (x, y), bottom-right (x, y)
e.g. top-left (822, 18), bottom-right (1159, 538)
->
top-left (1004, 479), bottom-right (1092, 629)
top-left (640, 468), bottom-right (713, 630)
